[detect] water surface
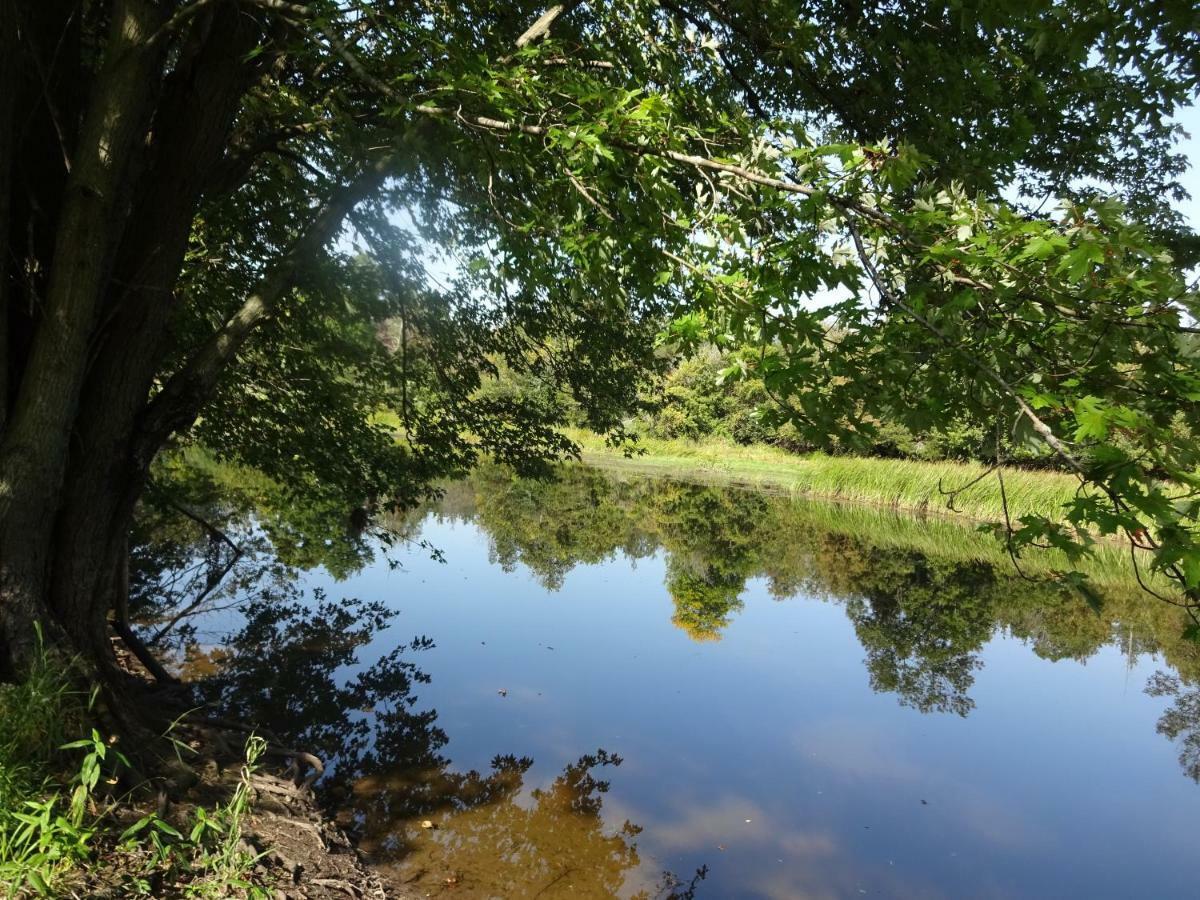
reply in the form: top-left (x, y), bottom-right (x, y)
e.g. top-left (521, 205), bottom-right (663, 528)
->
top-left (167, 466), bottom-right (1200, 898)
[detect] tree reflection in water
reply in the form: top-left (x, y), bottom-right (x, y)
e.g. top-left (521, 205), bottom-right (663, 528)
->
top-left (189, 593), bottom-right (444, 789)
top-left (353, 748), bottom-right (654, 897)
top-left (1145, 672), bottom-right (1200, 783)
top-left (183, 595), bottom-right (700, 897)
top-left (134, 454), bottom-right (1200, 885)
top-left (455, 464), bottom-right (1200, 760)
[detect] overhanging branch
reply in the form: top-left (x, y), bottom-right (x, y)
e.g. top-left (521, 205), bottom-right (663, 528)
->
top-left (133, 155), bottom-right (393, 463)
top-left (412, 104), bottom-right (895, 227)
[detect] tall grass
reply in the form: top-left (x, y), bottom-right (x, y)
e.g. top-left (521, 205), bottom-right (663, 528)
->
top-left (565, 428), bottom-right (1083, 525)
top-left (0, 627), bottom-right (93, 895)
top-left (0, 630), bottom-right (272, 898)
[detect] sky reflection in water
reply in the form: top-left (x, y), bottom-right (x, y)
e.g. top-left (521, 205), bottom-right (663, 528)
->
top-left (188, 468), bottom-right (1200, 898)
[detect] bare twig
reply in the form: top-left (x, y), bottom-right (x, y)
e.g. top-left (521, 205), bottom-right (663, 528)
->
top-left (566, 170), bottom-right (615, 220)
top-left (937, 463), bottom-right (1000, 513)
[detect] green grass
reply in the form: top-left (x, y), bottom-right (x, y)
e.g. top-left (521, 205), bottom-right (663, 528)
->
top-left (0, 632), bottom-right (272, 898)
top-left (565, 429), bottom-right (1083, 526)
top-left (0, 629), bottom-right (94, 896)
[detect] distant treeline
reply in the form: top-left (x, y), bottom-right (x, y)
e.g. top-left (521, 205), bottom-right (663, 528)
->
top-left (475, 346), bottom-right (1054, 466)
top-left (635, 347), bottom-right (1060, 465)
top-left (478, 345), bottom-right (1193, 472)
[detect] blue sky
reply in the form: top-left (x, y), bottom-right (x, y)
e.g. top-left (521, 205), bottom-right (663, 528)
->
top-left (1174, 105), bottom-right (1200, 229)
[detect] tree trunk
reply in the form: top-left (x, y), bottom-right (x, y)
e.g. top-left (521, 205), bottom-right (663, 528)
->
top-left (0, 0), bottom-right (13, 432)
top-left (47, 5), bottom-right (263, 674)
top-left (0, 3), bottom-right (391, 684)
top-left (0, 0), bottom-right (165, 677)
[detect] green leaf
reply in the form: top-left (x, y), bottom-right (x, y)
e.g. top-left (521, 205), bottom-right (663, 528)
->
top-left (1073, 396), bottom-right (1109, 441)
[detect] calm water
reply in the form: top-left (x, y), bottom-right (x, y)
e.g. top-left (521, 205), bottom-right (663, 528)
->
top-left (172, 466), bottom-right (1200, 899)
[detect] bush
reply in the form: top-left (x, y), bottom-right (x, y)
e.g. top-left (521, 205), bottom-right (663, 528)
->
top-left (0, 630), bottom-right (272, 898)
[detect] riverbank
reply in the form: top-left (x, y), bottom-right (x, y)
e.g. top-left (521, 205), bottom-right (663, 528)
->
top-left (565, 429), bottom-right (1081, 526)
top-left (0, 641), bottom-right (407, 899)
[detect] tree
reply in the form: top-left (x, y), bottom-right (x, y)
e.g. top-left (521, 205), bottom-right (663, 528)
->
top-left (2, 0), bottom-right (1197, 684)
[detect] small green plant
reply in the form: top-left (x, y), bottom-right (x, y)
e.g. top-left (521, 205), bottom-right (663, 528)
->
top-left (98, 734), bottom-right (273, 898)
top-left (1, 727), bottom-right (142, 895)
top-left (0, 627), bottom-right (95, 897)
top-left (183, 734), bottom-right (270, 898)
top-left (1, 630), bottom-right (275, 898)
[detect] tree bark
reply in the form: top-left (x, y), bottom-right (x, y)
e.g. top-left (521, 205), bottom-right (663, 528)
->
top-left (0, 0), bottom-right (15, 433)
top-left (0, 0), bottom-right (165, 675)
top-left (48, 4), bottom-right (263, 668)
top-left (6, 1), bottom-right (86, 411)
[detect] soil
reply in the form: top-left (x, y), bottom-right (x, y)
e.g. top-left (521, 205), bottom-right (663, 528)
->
top-left (173, 749), bottom-right (402, 900)
top-left (217, 762), bottom-right (403, 900)
top-left (76, 641), bottom-right (420, 899)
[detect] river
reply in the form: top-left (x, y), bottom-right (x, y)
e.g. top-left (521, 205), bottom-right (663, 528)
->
top-left (154, 464), bottom-right (1200, 898)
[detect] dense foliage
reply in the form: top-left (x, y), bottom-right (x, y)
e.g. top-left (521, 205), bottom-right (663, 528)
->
top-left (619, 346), bottom-right (1037, 462)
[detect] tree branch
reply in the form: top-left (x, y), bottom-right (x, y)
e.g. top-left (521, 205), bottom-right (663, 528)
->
top-left (133, 155), bottom-right (393, 463)
top-left (845, 215), bottom-right (1088, 478)
top-left (146, 0), bottom-right (312, 48)
top-left (148, 540), bottom-right (242, 646)
top-left (498, 1), bottom-right (586, 64)
top-left (412, 104), bottom-right (894, 226)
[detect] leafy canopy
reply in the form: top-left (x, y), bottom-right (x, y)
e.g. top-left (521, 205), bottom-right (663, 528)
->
top-left (143, 1), bottom-right (1200, 619)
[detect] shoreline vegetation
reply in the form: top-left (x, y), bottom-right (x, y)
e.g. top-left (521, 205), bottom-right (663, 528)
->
top-left (370, 420), bottom-right (1152, 589)
top-left (559, 429), bottom-right (1156, 591)
top-left (565, 428), bottom-right (1082, 525)
top-left (5, 3), bottom-right (1198, 897)
top-left (0, 632), bottom-right (398, 899)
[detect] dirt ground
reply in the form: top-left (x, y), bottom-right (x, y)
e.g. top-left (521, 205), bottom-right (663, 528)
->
top-left (72, 642), bottom-right (421, 899)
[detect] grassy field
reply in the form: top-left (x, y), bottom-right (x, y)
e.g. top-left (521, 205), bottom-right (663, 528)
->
top-left (372, 413), bottom-right (1082, 526)
top-left (564, 428), bottom-right (1082, 525)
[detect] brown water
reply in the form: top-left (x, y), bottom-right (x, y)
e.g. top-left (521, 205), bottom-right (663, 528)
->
top-left (174, 466), bottom-right (1200, 898)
